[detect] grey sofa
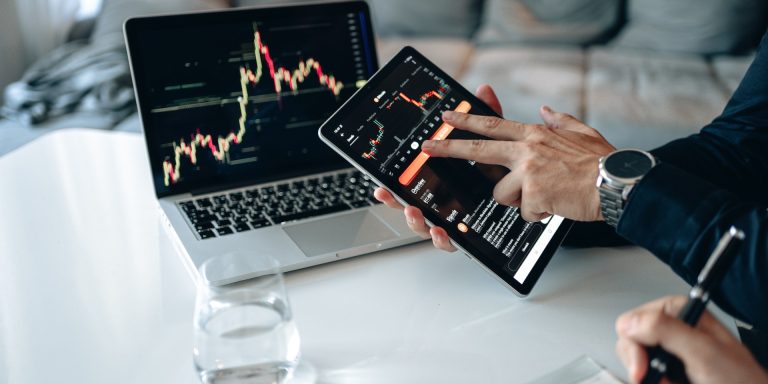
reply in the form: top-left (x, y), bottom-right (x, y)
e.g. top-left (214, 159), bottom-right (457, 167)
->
top-left (0, 0), bottom-right (764, 155)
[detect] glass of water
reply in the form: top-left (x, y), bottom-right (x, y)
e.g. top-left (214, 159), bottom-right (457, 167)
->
top-left (193, 253), bottom-right (309, 383)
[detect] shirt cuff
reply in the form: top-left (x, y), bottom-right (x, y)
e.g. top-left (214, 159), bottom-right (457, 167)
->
top-left (616, 163), bottom-right (734, 283)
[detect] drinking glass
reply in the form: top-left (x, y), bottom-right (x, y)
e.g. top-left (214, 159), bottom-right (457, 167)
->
top-left (193, 253), bottom-right (311, 383)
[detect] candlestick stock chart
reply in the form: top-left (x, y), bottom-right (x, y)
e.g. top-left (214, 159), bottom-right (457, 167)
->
top-left (348, 62), bottom-right (453, 179)
top-left (138, 11), bottom-right (374, 192)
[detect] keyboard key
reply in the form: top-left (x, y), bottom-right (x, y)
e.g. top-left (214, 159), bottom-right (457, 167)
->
top-left (198, 230), bottom-right (216, 239)
top-left (250, 219), bottom-right (272, 229)
top-left (234, 216), bottom-right (249, 223)
top-left (216, 226), bottom-right (234, 236)
top-left (181, 203), bottom-right (196, 212)
top-left (217, 219), bottom-right (232, 227)
top-left (190, 214), bottom-right (215, 224)
top-left (351, 200), bottom-right (371, 208)
top-left (195, 222), bottom-right (214, 230)
top-left (234, 222), bottom-right (251, 232)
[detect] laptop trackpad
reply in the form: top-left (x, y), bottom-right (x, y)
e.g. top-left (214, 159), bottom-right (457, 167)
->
top-left (283, 211), bottom-right (398, 257)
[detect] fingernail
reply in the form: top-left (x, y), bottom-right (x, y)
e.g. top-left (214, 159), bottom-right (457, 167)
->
top-left (442, 111), bottom-right (454, 121)
top-left (421, 140), bottom-right (435, 150)
top-left (407, 215), bottom-right (415, 225)
top-left (542, 105), bottom-right (552, 113)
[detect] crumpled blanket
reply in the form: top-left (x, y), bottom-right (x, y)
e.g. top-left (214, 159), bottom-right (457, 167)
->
top-left (2, 33), bottom-right (135, 126)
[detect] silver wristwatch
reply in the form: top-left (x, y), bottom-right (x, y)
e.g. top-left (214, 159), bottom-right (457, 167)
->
top-left (596, 149), bottom-right (657, 228)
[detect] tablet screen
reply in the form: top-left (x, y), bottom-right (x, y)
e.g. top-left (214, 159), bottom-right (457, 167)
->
top-left (319, 47), bottom-right (571, 295)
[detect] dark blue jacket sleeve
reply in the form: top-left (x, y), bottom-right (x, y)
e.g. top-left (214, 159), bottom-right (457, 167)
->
top-left (617, 33), bottom-right (768, 330)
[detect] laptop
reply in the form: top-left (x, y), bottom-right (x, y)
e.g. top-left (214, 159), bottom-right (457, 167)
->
top-left (124, 1), bottom-right (420, 285)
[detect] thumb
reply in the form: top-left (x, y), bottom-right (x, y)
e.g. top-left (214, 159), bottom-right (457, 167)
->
top-left (476, 84), bottom-right (503, 117)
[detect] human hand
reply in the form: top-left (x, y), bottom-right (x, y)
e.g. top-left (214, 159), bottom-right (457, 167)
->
top-left (373, 84), bottom-right (505, 252)
top-left (615, 295), bottom-right (768, 384)
top-left (422, 104), bottom-right (615, 222)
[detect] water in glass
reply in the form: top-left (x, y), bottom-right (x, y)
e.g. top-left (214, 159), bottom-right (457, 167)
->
top-left (193, 254), bottom-right (301, 384)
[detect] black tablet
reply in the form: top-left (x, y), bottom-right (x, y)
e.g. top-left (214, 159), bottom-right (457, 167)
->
top-left (318, 46), bottom-right (572, 296)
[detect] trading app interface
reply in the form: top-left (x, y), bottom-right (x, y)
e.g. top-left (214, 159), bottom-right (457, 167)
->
top-left (133, 10), bottom-right (376, 195)
top-left (328, 54), bottom-right (564, 283)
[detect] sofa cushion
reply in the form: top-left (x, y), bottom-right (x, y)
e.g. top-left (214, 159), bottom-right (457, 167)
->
top-left (368, 0), bottom-right (483, 38)
top-left (613, 0), bottom-right (768, 55)
top-left (236, 0), bottom-right (484, 38)
top-left (476, 0), bottom-right (622, 46)
top-left (376, 38), bottom-right (474, 79)
top-left (586, 48), bottom-right (729, 150)
top-left (461, 47), bottom-right (584, 124)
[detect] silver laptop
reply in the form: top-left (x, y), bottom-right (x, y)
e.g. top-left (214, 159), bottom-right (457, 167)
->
top-left (124, 1), bottom-right (419, 285)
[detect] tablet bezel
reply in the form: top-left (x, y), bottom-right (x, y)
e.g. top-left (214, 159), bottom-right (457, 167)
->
top-left (318, 46), bottom-right (573, 296)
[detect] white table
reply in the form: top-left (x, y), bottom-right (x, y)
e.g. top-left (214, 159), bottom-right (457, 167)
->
top-left (0, 129), bottom-right (695, 383)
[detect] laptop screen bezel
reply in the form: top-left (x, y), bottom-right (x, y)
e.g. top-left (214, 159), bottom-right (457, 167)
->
top-left (124, 1), bottom-right (378, 198)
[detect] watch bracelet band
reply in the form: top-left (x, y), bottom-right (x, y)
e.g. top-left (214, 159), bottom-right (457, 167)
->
top-left (599, 187), bottom-right (623, 228)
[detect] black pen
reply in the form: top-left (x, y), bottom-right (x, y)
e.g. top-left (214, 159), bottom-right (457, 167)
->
top-left (640, 226), bottom-right (745, 384)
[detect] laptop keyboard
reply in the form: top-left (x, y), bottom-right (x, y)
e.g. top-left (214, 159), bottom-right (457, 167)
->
top-left (178, 170), bottom-right (381, 240)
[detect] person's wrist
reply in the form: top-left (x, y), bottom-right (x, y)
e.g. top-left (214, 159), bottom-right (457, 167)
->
top-left (589, 165), bottom-right (604, 222)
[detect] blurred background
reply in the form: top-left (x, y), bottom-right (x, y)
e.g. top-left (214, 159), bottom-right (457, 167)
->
top-left (1, 0), bottom-right (766, 155)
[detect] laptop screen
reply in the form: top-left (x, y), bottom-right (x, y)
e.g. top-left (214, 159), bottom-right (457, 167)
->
top-left (125, 1), bottom-right (378, 197)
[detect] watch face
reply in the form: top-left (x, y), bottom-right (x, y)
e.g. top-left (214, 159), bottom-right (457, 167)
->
top-left (605, 150), bottom-right (654, 179)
